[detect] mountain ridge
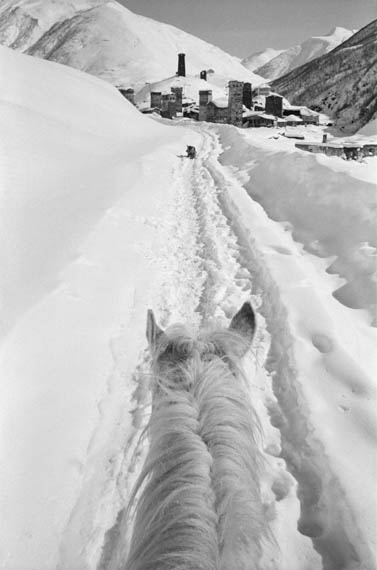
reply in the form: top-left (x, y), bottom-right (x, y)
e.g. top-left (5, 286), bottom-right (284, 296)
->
top-left (270, 20), bottom-right (377, 134)
top-left (243, 26), bottom-right (356, 81)
top-left (0, 0), bottom-right (263, 89)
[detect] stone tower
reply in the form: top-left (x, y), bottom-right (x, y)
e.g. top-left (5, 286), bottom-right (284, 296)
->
top-left (228, 81), bottom-right (244, 127)
top-left (171, 87), bottom-right (183, 113)
top-left (242, 83), bottom-right (252, 110)
top-left (177, 53), bottom-right (186, 77)
top-left (265, 95), bottom-right (283, 117)
top-left (199, 90), bottom-right (212, 121)
top-left (161, 94), bottom-right (176, 119)
top-left (151, 92), bottom-right (162, 109)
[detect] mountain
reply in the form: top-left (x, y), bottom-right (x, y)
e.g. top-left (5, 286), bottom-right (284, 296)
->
top-left (247, 27), bottom-right (356, 81)
top-left (242, 48), bottom-right (284, 72)
top-left (0, 0), bottom-right (262, 89)
top-left (271, 20), bottom-right (377, 134)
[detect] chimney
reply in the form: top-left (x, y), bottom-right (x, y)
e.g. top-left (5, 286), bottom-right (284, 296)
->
top-left (323, 133), bottom-right (328, 143)
top-left (177, 53), bottom-right (186, 77)
top-left (200, 70), bottom-right (207, 81)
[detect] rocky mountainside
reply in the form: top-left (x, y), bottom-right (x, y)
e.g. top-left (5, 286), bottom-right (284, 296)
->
top-left (0, 0), bottom-right (261, 89)
top-left (271, 20), bottom-right (377, 134)
top-left (245, 27), bottom-right (356, 81)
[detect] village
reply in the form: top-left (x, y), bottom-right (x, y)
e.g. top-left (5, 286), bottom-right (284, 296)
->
top-left (119, 53), bottom-right (377, 160)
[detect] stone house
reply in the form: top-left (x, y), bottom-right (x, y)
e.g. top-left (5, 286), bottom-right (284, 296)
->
top-left (206, 98), bottom-right (229, 123)
top-left (243, 112), bottom-right (275, 128)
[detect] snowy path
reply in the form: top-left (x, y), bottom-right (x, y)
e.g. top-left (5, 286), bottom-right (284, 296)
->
top-left (187, 124), bottom-right (376, 570)
top-left (95, 126), bottom-right (324, 570)
top-left (57, 123), bottom-right (375, 570)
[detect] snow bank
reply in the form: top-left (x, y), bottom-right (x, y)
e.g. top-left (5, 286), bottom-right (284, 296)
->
top-left (214, 124), bottom-right (377, 568)
top-left (0, 46), bottom-right (193, 569)
top-left (219, 127), bottom-right (377, 324)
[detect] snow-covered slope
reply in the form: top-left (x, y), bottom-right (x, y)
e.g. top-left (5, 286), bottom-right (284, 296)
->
top-left (0, 45), bottom-right (191, 570)
top-left (249, 27), bottom-right (356, 81)
top-left (271, 20), bottom-right (377, 134)
top-left (0, 0), bottom-right (262, 89)
top-left (241, 47), bottom-right (284, 72)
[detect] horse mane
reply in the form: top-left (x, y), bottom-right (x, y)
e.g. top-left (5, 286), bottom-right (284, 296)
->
top-left (124, 323), bottom-right (267, 570)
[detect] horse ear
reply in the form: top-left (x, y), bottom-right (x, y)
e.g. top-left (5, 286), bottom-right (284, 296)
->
top-left (229, 302), bottom-right (256, 352)
top-left (146, 309), bottom-right (165, 351)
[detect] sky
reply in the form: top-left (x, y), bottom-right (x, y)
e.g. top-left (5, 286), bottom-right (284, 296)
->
top-left (119, 0), bottom-right (376, 57)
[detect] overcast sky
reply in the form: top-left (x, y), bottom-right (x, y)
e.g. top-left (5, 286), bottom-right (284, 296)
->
top-left (119, 0), bottom-right (376, 57)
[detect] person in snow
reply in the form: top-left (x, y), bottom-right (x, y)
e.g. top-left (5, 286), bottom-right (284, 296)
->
top-left (186, 145), bottom-right (196, 159)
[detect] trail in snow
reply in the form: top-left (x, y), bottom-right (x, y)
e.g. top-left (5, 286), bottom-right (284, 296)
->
top-left (190, 124), bottom-right (372, 570)
top-left (84, 120), bottom-right (371, 570)
top-left (97, 125), bottom-right (323, 570)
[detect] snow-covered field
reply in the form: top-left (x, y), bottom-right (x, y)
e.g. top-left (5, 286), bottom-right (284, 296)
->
top-left (0, 47), bottom-right (376, 570)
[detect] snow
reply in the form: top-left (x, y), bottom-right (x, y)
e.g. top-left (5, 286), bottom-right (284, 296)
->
top-left (0, 0), bottom-right (264, 89)
top-left (0, 46), bottom-right (192, 569)
top-left (135, 75), bottom-right (227, 107)
top-left (253, 26), bottom-right (356, 81)
top-left (1, 45), bottom-right (376, 570)
top-left (358, 118), bottom-right (377, 136)
top-left (242, 47), bottom-right (284, 72)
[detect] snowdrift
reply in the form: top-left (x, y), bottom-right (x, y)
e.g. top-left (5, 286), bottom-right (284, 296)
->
top-left (219, 127), bottom-right (377, 323)
top-left (0, 46), bottom-right (191, 569)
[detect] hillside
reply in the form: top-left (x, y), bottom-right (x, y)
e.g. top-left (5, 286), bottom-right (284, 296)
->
top-left (247, 27), bottom-right (355, 81)
top-left (271, 20), bottom-right (377, 134)
top-left (241, 47), bottom-right (284, 72)
top-left (0, 0), bottom-right (262, 89)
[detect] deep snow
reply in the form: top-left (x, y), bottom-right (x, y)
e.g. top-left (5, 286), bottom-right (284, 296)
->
top-left (0, 47), bottom-right (376, 570)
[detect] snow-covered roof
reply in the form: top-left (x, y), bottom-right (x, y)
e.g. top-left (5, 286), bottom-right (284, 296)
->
top-left (210, 97), bottom-right (228, 108)
top-left (283, 103), bottom-right (302, 111)
top-left (285, 114), bottom-right (303, 122)
top-left (300, 107), bottom-right (319, 117)
top-left (243, 111), bottom-right (275, 121)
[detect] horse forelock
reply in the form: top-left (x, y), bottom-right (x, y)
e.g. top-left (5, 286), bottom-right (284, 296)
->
top-left (152, 324), bottom-right (251, 371)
